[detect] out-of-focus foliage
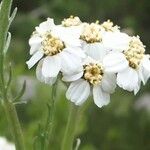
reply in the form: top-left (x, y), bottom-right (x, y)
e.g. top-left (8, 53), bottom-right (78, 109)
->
top-left (0, 0), bottom-right (150, 149)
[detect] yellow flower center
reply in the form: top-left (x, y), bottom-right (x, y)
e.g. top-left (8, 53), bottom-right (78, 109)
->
top-left (61, 16), bottom-right (81, 27)
top-left (80, 22), bottom-right (102, 43)
top-left (100, 20), bottom-right (119, 32)
top-left (124, 36), bottom-right (145, 69)
top-left (83, 63), bottom-right (104, 85)
top-left (42, 33), bottom-right (65, 56)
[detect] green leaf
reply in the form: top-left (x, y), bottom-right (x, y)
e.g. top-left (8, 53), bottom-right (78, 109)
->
top-left (13, 81), bottom-right (26, 102)
top-left (74, 138), bottom-right (81, 150)
top-left (0, 0), bottom-right (12, 53)
top-left (9, 7), bottom-right (17, 26)
top-left (0, 0), bottom-right (12, 86)
top-left (4, 32), bottom-right (11, 54)
top-left (5, 63), bottom-right (12, 92)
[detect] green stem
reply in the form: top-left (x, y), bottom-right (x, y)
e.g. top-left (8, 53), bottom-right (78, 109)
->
top-left (61, 103), bottom-right (79, 150)
top-left (3, 99), bottom-right (25, 150)
top-left (0, 0), bottom-right (25, 150)
top-left (43, 80), bottom-right (58, 150)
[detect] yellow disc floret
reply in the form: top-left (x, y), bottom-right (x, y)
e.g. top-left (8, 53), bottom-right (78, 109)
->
top-left (62, 16), bottom-right (81, 27)
top-left (42, 32), bottom-right (65, 56)
top-left (83, 63), bottom-right (104, 85)
top-left (80, 22), bottom-right (102, 43)
top-left (124, 36), bottom-right (145, 69)
top-left (100, 20), bottom-right (119, 32)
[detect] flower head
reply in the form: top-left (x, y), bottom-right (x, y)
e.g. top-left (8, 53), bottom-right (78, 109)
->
top-left (26, 18), bottom-right (85, 84)
top-left (103, 36), bottom-right (150, 94)
top-left (79, 22), bottom-right (109, 61)
top-left (63, 57), bottom-right (116, 107)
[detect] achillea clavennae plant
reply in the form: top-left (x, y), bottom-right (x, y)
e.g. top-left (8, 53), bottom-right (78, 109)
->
top-left (26, 16), bottom-right (150, 150)
top-left (27, 16), bottom-right (150, 107)
top-left (0, 0), bottom-right (150, 150)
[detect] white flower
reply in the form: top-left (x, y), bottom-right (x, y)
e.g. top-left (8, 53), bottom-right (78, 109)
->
top-left (0, 137), bottom-right (15, 150)
top-left (103, 36), bottom-right (150, 94)
top-left (79, 21), bottom-right (121, 61)
top-left (26, 18), bottom-right (85, 84)
top-left (56, 16), bottom-right (84, 47)
top-left (79, 22), bottom-right (108, 61)
top-left (63, 57), bottom-right (116, 108)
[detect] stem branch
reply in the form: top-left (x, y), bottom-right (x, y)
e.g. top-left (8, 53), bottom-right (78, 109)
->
top-left (61, 103), bottom-right (79, 150)
top-left (3, 99), bottom-right (25, 150)
top-left (43, 80), bottom-right (58, 150)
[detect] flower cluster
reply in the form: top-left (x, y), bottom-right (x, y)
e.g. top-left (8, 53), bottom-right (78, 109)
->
top-left (26, 16), bottom-right (150, 108)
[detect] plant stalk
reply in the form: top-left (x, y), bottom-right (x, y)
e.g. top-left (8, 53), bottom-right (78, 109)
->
top-left (61, 103), bottom-right (79, 150)
top-left (3, 98), bottom-right (25, 150)
top-left (43, 80), bottom-right (58, 150)
top-left (0, 0), bottom-right (26, 150)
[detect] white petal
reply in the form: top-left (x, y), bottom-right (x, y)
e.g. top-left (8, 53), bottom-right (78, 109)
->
top-left (141, 55), bottom-right (150, 72)
top-left (138, 64), bottom-right (150, 85)
top-left (36, 59), bottom-right (57, 85)
top-left (101, 73), bottom-right (117, 93)
top-left (53, 26), bottom-right (81, 47)
top-left (62, 71), bottom-right (83, 82)
top-left (66, 47), bottom-right (86, 58)
top-left (36, 18), bottom-right (55, 34)
top-left (84, 43), bottom-right (107, 61)
top-left (93, 85), bottom-right (110, 108)
top-left (66, 79), bottom-right (90, 105)
top-left (134, 80), bottom-right (141, 95)
top-left (60, 50), bottom-right (82, 74)
top-left (29, 36), bottom-right (42, 55)
top-left (117, 67), bottom-right (139, 92)
top-left (103, 32), bottom-right (130, 52)
top-left (103, 52), bottom-right (128, 73)
top-left (26, 50), bottom-right (44, 69)
top-left (42, 55), bottom-right (61, 78)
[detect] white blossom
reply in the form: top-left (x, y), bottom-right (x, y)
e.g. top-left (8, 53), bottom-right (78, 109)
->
top-left (63, 57), bottom-right (116, 107)
top-left (26, 18), bottom-right (85, 84)
top-left (103, 35), bottom-right (150, 94)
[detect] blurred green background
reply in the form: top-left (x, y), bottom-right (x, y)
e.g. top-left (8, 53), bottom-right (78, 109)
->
top-left (0, 0), bottom-right (150, 149)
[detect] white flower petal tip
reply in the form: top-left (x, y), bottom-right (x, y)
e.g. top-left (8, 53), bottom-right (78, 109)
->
top-left (66, 79), bottom-right (90, 105)
top-left (117, 67), bottom-right (139, 92)
top-left (26, 50), bottom-right (44, 69)
top-left (142, 55), bottom-right (150, 73)
top-left (138, 65), bottom-right (150, 85)
top-left (103, 52), bottom-right (128, 73)
top-left (42, 56), bottom-right (61, 78)
top-left (93, 85), bottom-right (110, 108)
top-left (35, 18), bottom-right (55, 34)
top-left (36, 60), bottom-right (57, 85)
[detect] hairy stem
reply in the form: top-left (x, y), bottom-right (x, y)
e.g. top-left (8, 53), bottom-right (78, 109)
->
top-left (0, 0), bottom-right (26, 150)
top-left (43, 80), bottom-right (58, 150)
top-left (61, 103), bottom-right (79, 150)
top-left (3, 98), bottom-right (25, 150)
